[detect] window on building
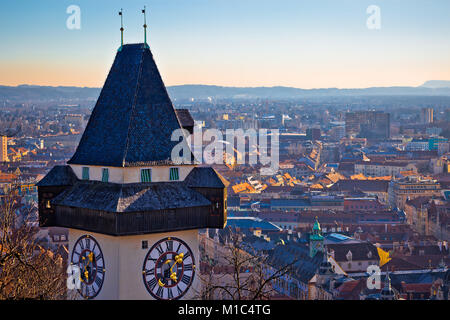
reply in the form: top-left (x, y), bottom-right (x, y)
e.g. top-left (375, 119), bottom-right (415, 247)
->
top-left (46, 200), bottom-right (51, 209)
top-left (82, 167), bottom-right (89, 180)
top-left (141, 169), bottom-right (152, 182)
top-left (102, 168), bottom-right (109, 182)
top-left (169, 167), bottom-right (179, 181)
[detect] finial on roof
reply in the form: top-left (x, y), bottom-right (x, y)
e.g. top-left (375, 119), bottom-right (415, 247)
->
top-left (142, 6), bottom-right (149, 49)
top-left (118, 9), bottom-right (124, 51)
top-left (313, 216), bottom-right (321, 231)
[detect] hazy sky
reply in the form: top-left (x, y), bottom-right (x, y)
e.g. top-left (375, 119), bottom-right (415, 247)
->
top-left (1, 0), bottom-right (450, 89)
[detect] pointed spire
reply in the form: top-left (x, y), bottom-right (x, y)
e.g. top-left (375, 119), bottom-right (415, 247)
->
top-left (381, 268), bottom-right (396, 300)
top-left (142, 6), bottom-right (149, 49)
top-left (118, 9), bottom-right (124, 52)
top-left (384, 269), bottom-right (391, 291)
top-left (313, 216), bottom-right (321, 232)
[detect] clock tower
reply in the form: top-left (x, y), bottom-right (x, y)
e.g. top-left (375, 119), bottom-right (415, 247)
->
top-left (37, 42), bottom-right (228, 300)
top-left (309, 217), bottom-right (325, 258)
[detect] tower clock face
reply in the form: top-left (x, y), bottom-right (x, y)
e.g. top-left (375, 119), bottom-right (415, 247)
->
top-left (71, 235), bottom-right (105, 299)
top-left (142, 237), bottom-right (196, 300)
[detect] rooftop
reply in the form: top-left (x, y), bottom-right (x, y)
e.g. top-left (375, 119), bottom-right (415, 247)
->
top-left (68, 43), bottom-right (192, 167)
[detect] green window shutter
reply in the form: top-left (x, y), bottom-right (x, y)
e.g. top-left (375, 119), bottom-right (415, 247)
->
top-left (170, 168), bottom-right (179, 181)
top-left (141, 169), bottom-right (151, 182)
top-left (82, 167), bottom-right (89, 180)
top-left (102, 168), bottom-right (109, 182)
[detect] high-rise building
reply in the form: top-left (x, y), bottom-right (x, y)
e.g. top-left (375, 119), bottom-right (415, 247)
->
top-left (0, 136), bottom-right (8, 162)
top-left (345, 111), bottom-right (390, 139)
top-left (421, 108), bottom-right (434, 124)
top-left (37, 43), bottom-right (228, 300)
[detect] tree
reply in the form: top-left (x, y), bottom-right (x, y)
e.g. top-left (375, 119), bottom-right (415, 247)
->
top-left (0, 189), bottom-right (66, 299)
top-left (197, 227), bottom-right (299, 300)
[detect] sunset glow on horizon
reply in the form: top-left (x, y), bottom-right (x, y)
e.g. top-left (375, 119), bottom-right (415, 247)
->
top-left (1, 0), bottom-right (450, 89)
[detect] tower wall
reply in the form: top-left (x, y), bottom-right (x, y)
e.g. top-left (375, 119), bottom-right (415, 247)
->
top-left (69, 164), bottom-right (196, 183)
top-left (68, 228), bottom-right (200, 300)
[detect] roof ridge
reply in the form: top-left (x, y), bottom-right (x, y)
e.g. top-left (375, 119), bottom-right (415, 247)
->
top-left (121, 46), bottom-right (145, 167)
top-left (115, 184), bottom-right (124, 212)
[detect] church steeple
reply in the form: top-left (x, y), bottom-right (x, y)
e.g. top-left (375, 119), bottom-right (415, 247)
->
top-left (310, 217), bottom-right (325, 257)
top-left (380, 270), bottom-right (396, 300)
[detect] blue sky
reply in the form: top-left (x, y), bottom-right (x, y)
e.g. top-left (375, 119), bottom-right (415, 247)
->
top-left (1, 0), bottom-right (449, 88)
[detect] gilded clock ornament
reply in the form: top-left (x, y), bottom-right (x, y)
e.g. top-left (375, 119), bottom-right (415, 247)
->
top-left (142, 237), bottom-right (195, 300)
top-left (70, 235), bottom-right (105, 299)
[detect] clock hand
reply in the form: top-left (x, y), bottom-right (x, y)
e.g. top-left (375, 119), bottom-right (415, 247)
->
top-left (169, 253), bottom-right (185, 282)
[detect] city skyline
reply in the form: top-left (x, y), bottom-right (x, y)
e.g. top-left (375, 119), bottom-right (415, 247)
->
top-left (1, 0), bottom-right (450, 89)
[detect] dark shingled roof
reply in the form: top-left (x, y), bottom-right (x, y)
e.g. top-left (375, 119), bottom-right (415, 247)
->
top-left (184, 167), bottom-right (230, 188)
top-left (51, 181), bottom-right (211, 213)
top-left (330, 180), bottom-right (389, 193)
top-left (68, 43), bottom-right (192, 167)
top-left (268, 243), bottom-right (324, 283)
top-left (36, 165), bottom-right (78, 187)
top-left (327, 242), bottom-right (378, 262)
top-left (175, 109), bottom-right (194, 128)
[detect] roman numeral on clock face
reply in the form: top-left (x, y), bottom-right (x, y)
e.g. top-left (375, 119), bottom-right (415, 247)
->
top-left (177, 285), bottom-right (183, 296)
top-left (156, 285), bottom-right (164, 298)
top-left (181, 274), bottom-right (190, 285)
top-left (147, 278), bottom-right (157, 291)
top-left (155, 244), bottom-right (164, 255)
top-left (167, 288), bottom-right (174, 299)
top-left (166, 240), bottom-right (173, 251)
top-left (95, 276), bottom-right (103, 289)
top-left (85, 285), bottom-right (91, 297)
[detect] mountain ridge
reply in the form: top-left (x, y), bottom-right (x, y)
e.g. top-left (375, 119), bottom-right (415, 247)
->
top-left (1, 81), bottom-right (450, 102)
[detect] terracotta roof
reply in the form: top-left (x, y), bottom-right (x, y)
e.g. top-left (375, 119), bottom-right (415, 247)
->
top-left (400, 283), bottom-right (432, 293)
top-left (405, 196), bottom-right (431, 209)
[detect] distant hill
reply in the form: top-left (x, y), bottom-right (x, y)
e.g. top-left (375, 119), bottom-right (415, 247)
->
top-left (1, 83), bottom-right (450, 103)
top-left (421, 80), bottom-right (450, 89)
top-left (0, 85), bottom-right (101, 102)
top-left (166, 84), bottom-right (450, 100)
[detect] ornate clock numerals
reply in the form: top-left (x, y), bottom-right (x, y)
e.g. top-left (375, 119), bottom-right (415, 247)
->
top-left (71, 235), bottom-right (105, 300)
top-left (142, 237), bottom-right (195, 300)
